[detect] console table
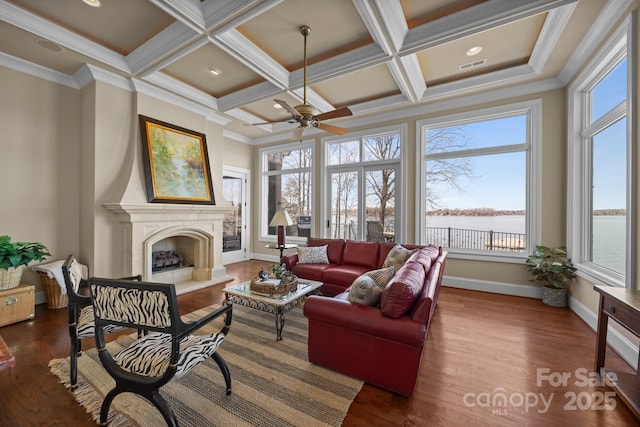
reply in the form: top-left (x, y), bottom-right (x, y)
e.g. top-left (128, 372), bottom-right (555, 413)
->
top-left (593, 285), bottom-right (640, 418)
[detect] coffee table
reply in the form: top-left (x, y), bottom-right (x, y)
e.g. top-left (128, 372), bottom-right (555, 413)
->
top-left (223, 280), bottom-right (322, 340)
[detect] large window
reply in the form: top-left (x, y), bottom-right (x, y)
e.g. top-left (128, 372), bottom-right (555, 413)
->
top-left (259, 141), bottom-right (313, 242)
top-left (323, 126), bottom-right (404, 242)
top-left (418, 101), bottom-right (540, 259)
top-left (568, 19), bottom-right (633, 287)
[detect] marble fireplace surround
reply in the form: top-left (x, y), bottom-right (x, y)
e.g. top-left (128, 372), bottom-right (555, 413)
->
top-left (103, 203), bottom-right (233, 293)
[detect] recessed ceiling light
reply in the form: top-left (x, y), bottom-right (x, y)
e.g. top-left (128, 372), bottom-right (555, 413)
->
top-left (273, 103), bottom-right (282, 109)
top-left (209, 67), bottom-right (222, 76)
top-left (82, 0), bottom-right (102, 7)
top-left (466, 46), bottom-right (483, 56)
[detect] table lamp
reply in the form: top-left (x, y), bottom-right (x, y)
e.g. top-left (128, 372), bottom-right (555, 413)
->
top-left (270, 209), bottom-right (294, 246)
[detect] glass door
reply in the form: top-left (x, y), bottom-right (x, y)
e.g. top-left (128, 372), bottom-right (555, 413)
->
top-left (327, 166), bottom-right (398, 241)
top-left (222, 167), bottom-right (249, 264)
top-left (365, 167), bottom-right (396, 242)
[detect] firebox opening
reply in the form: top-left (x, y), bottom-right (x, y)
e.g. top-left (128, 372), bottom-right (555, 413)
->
top-left (151, 236), bottom-right (196, 283)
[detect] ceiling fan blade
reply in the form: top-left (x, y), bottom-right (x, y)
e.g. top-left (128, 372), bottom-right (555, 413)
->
top-left (274, 99), bottom-right (302, 118)
top-left (290, 126), bottom-right (305, 141)
top-left (315, 107), bottom-right (353, 122)
top-left (317, 122), bottom-right (348, 135)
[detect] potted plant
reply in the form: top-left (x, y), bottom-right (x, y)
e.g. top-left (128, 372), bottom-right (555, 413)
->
top-left (0, 235), bottom-right (51, 290)
top-left (525, 245), bottom-right (577, 307)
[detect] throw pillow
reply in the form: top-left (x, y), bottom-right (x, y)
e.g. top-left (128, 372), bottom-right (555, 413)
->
top-left (383, 244), bottom-right (417, 272)
top-left (348, 266), bottom-right (395, 306)
top-left (297, 245), bottom-right (329, 264)
top-left (348, 276), bottom-right (382, 306)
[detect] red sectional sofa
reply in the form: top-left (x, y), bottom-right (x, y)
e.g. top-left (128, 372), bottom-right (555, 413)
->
top-left (282, 237), bottom-right (447, 396)
top-left (281, 237), bottom-right (426, 297)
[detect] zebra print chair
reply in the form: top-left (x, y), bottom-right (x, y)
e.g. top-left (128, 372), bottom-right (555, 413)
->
top-left (61, 255), bottom-right (142, 389)
top-left (88, 277), bottom-right (232, 427)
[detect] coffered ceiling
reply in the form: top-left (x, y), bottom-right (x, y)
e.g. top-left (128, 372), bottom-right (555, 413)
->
top-left (0, 0), bottom-right (622, 143)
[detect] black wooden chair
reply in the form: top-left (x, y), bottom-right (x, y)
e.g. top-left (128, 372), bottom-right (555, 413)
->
top-left (88, 277), bottom-right (232, 427)
top-left (61, 255), bottom-right (142, 389)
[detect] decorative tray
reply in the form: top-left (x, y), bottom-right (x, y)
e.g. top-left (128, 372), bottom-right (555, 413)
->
top-left (250, 277), bottom-right (298, 296)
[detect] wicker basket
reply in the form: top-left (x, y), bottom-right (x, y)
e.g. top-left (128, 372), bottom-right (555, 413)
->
top-left (36, 271), bottom-right (68, 309)
top-left (250, 277), bottom-right (298, 296)
top-left (0, 265), bottom-right (26, 290)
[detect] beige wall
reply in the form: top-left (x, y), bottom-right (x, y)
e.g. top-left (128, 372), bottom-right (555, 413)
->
top-left (0, 66), bottom-right (81, 292)
top-left (0, 68), bottom-right (231, 287)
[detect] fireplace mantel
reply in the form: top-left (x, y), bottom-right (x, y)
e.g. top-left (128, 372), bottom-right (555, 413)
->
top-left (103, 202), bottom-right (233, 287)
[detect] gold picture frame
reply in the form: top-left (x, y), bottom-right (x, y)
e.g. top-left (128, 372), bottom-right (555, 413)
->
top-left (139, 115), bottom-right (215, 204)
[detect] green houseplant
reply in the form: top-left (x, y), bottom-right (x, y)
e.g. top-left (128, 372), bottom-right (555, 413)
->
top-left (0, 235), bottom-right (51, 290)
top-left (525, 245), bottom-right (577, 307)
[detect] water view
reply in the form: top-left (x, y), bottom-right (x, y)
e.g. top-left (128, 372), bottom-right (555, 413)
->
top-left (426, 215), bottom-right (626, 273)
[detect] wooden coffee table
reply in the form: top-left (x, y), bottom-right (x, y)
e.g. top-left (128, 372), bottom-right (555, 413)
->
top-left (223, 280), bottom-right (322, 340)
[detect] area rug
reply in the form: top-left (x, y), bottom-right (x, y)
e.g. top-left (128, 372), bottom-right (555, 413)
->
top-left (49, 304), bottom-right (363, 427)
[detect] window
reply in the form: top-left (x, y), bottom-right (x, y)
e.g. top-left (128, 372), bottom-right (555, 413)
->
top-left (417, 101), bottom-right (540, 259)
top-left (568, 19), bottom-right (633, 287)
top-left (323, 126), bottom-right (404, 242)
top-left (259, 141), bottom-right (313, 242)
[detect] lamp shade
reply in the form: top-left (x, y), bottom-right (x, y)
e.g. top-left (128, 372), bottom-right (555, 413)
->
top-left (270, 209), bottom-right (294, 227)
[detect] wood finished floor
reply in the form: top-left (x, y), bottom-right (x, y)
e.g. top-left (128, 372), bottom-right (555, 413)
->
top-left (0, 259), bottom-right (638, 426)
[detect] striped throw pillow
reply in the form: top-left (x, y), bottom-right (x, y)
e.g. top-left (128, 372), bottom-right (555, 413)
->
top-left (348, 266), bottom-right (395, 306)
top-left (383, 245), bottom-right (417, 272)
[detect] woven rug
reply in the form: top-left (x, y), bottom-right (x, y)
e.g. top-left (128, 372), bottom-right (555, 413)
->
top-left (49, 304), bottom-right (363, 427)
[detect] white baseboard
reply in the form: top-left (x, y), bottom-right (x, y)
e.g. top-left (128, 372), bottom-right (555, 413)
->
top-left (442, 275), bottom-right (542, 299)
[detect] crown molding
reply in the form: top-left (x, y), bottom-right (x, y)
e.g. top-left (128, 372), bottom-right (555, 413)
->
top-left (73, 63), bottom-right (130, 92)
top-left (213, 29), bottom-right (289, 89)
top-left (204, 0), bottom-right (282, 32)
top-left (127, 21), bottom-right (201, 75)
top-left (529, 3), bottom-right (577, 74)
top-left (131, 78), bottom-right (228, 125)
top-left (143, 71), bottom-right (219, 111)
top-left (0, 0), bottom-right (129, 74)
top-left (0, 51), bottom-right (77, 89)
top-left (150, 0), bottom-right (205, 32)
top-left (223, 128), bottom-right (256, 145)
top-left (217, 80), bottom-right (282, 111)
top-left (401, 0), bottom-right (578, 57)
top-left (558, 0), bottom-right (633, 84)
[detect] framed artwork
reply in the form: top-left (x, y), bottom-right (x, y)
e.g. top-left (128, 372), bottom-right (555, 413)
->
top-left (139, 115), bottom-right (215, 204)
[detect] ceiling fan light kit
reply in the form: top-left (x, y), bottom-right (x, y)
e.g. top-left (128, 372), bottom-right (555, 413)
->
top-left (252, 25), bottom-right (352, 140)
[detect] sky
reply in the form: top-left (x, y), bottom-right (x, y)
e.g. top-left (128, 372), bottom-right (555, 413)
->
top-left (427, 58), bottom-right (627, 212)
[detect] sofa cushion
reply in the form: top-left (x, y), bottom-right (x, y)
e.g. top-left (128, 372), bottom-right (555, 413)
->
top-left (322, 265), bottom-right (371, 288)
top-left (383, 244), bottom-right (418, 272)
top-left (379, 262), bottom-right (425, 318)
top-left (297, 245), bottom-right (329, 264)
top-left (348, 266), bottom-right (396, 306)
top-left (342, 240), bottom-right (380, 269)
top-left (308, 238), bottom-right (345, 264)
top-left (408, 245), bottom-right (439, 263)
top-left (291, 263), bottom-right (332, 282)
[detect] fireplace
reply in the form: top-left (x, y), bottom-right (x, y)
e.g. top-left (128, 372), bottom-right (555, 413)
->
top-left (103, 203), bottom-right (233, 292)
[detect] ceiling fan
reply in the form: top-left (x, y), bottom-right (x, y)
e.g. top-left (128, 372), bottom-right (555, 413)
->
top-left (253, 25), bottom-right (353, 140)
